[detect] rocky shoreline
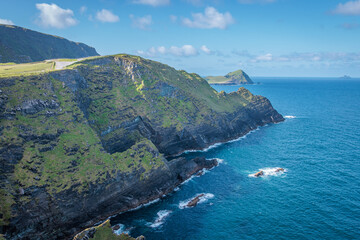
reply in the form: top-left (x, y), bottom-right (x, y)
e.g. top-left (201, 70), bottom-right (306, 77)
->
top-left (0, 54), bottom-right (284, 239)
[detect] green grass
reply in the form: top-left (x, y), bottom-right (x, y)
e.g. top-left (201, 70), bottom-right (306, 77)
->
top-left (205, 76), bottom-right (229, 84)
top-left (55, 58), bottom-right (78, 62)
top-left (0, 61), bottom-right (55, 77)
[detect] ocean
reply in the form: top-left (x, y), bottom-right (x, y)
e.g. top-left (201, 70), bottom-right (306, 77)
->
top-left (111, 78), bottom-right (360, 240)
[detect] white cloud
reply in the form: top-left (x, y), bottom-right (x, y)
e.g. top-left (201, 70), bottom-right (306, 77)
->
top-left (333, 0), bottom-right (360, 15)
top-left (182, 7), bottom-right (234, 29)
top-left (35, 3), bottom-right (77, 28)
top-left (80, 6), bottom-right (87, 14)
top-left (238, 0), bottom-right (276, 4)
top-left (130, 15), bottom-right (152, 30)
top-left (252, 53), bottom-right (273, 62)
top-left (0, 18), bottom-right (14, 25)
top-left (137, 45), bottom-right (199, 57)
top-left (96, 9), bottom-right (119, 23)
top-left (132, 0), bottom-right (170, 6)
top-left (200, 45), bottom-right (211, 54)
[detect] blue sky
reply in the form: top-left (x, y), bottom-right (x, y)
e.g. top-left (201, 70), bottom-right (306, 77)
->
top-left (1, 0), bottom-right (360, 77)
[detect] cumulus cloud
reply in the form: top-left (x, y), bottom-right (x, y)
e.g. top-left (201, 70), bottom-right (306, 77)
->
top-left (238, 0), bottom-right (276, 3)
top-left (182, 7), bottom-right (235, 29)
top-left (132, 0), bottom-right (170, 6)
top-left (137, 45), bottom-right (199, 57)
top-left (332, 0), bottom-right (360, 15)
top-left (200, 45), bottom-right (211, 54)
top-left (96, 9), bottom-right (119, 23)
top-left (0, 18), bottom-right (14, 25)
top-left (35, 3), bottom-right (77, 28)
top-left (130, 15), bottom-right (152, 30)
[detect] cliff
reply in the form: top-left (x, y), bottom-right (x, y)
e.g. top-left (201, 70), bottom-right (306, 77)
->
top-left (0, 24), bottom-right (99, 63)
top-left (205, 69), bottom-right (254, 85)
top-left (0, 54), bottom-right (283, 239)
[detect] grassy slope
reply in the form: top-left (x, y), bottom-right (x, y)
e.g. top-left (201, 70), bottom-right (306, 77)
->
top-left (205, 69), bottom-right (253, 84)
top-left (0, 61), bottom-right (55, 77)
top-left (0, 54), bottom-right (257, 227)
top-left (0, 24), bottom-right (99, 63)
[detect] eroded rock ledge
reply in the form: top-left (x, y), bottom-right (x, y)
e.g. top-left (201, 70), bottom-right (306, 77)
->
top-left (0, 54), bottom-right (283, 239)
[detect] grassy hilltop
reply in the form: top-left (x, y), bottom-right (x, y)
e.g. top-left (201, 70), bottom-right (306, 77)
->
top-left (205, 69), bottom-right (254, 85)
top-left (0, 54), bottom-right (283, 239)
top-left (0, 24), bottom-right (99, 63)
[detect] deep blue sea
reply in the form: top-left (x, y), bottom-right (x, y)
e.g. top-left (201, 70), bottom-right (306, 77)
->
top-left (111, 78), bottom-right (360, 240)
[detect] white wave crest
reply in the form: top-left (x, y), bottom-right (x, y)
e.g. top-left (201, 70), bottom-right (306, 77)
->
top-left (248, 167), bottom-right (287, 178)
top-left (113, 224), bottom-right (132, 235)
top-left (183, 127), bottom-right (261, 154)
top-left (148, 210), bottom-right (172, 228)
top-left (284, 115), bottom-right (296, 119)
top-left (179, 193), bottom-right (215, 209)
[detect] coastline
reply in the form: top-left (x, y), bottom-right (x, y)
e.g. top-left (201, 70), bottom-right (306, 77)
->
top-left (72, 119), bottom-right (284, 239)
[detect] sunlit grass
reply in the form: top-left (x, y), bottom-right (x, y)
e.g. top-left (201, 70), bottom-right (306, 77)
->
top-left (0, 61), bottom-right (55, 77)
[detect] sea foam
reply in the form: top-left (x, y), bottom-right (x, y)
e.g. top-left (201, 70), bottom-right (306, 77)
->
top-left (179, 193), bottom-right (215, 209)
top-left (148, 210), bottom-right (172, 228)
top-left (284, 115), bottom-right (296, 119)
top-left (113, 224), bottom-right (132, 235)
top-left (248, 167), bottom-right (287, 178)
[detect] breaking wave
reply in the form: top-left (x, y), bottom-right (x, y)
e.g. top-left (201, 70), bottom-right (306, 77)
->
top-left (179, 193), bottom-right (215, 209)
top-left (148, 210), bottom-right (172, 228)
top-left (248, 167), bottom-right (287, 178)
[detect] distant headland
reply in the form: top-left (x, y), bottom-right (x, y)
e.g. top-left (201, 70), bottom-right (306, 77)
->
top-left (205, 69), bottom-right (254, 85)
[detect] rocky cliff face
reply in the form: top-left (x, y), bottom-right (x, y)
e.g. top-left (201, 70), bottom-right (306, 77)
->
top-left (0, 24), bottom-right (99, 63)
top-left (0, 54), bottom-right (283, 239)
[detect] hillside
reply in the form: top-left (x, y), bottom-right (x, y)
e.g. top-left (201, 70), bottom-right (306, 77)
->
top-left (206, 69), bottom-right (254, 85)
top-left (0, 54), bottom-right (283, 239)
top-left (0, 24), bottom-right (99, 63)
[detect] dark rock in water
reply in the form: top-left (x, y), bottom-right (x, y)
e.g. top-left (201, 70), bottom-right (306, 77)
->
top-left (254, 171), bottom-right (264, 177)
top-left (112, 225), bottom-right (120, 231)
top-left (187, 194), bottom-right (205, 208)
top-left (275, 168), bottom-right (284, 172)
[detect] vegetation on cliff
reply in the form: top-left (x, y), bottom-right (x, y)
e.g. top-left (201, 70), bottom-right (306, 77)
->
top-left (0, 54), bottom-right (283, 239)
top-left (0, 24), bottom-right (99, 63)
top-left (205, 69), bottom-right (254, 85)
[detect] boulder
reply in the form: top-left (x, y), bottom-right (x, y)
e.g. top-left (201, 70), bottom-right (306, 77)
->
top-left (187, 194), bottom-right (205, 208)
top-left (254, 171), bottom-right (264, 177)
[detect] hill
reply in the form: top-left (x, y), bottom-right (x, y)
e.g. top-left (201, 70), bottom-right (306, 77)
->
top-left (0, 54), bottom-right (283, 239)
top-left (205, 69), bottom-right (254, 85)
top-left (0, 24), bottom-right (99, 63)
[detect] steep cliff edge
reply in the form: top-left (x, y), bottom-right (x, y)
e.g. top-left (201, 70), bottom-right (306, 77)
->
top-left (0, 54), bottom-right (283, 239)
top-left (0, 24), bottom-right (99, 63)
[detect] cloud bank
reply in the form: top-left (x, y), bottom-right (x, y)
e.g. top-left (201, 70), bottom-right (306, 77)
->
top-left (35, 3), bottom-right (77, 28)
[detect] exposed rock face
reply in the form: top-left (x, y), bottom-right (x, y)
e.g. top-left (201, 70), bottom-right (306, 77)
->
top-left (0, 54), bottom-right (283, 239)
top-left (0, 24), bottom-right (99, 63)
top-left (187, 194), bottom-right (205, 207)
top-left (254, 171), bottom-right (264, 177)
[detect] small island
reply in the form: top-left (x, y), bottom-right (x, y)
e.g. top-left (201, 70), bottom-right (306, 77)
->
top-left (205, 69), bottom-right (254, 85)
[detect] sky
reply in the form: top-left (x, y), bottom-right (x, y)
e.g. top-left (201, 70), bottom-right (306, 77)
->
top-left (1, 0), bottom-right (360, 77)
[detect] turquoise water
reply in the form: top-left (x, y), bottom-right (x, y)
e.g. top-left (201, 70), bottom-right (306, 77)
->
top-left (112, 78), bottom-right (360, 240)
